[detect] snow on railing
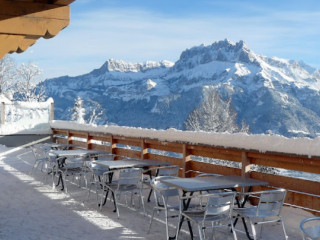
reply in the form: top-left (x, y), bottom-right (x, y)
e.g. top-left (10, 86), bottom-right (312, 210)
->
top-left (51, 120), bottom-right (320, 214)
top-left (0, 98), bottom-right (54, 135)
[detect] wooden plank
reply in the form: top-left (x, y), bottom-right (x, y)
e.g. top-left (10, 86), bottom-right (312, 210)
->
top-left (114, 148), bottom-right (141, 159)
top-left (52, 129), bottom-right (68, 136)
top-left (146, 153), bottom-right (182, 167)
top-left (0, 1), bottom-right (72, 18)
top-left (147, 143), bottom-right (183, 153)
top-left (286, 191), bottom-right (320, 212)
top-left (68, 130), bottom-right (88, 138)
top-left (89, 133), bottom-right (112, 143)
top-left (113, 135), bottom-right (141, 142)
top-left (56, 138), bottom-right (68, 144)
top-left (188, 144), bottom-right (243, 157)
top-left (70, 140), bottom-right (86, 149)
top-left (187, 160), bottom-right (241, 176)
top-left (189, 149), bottom-right (242, 162)
top-left (90, 143), bottom-right (111, 152)
top-left (248, 152), bottom-right (320, 166)
top-left (113, 138), bottom-right (141, 148)
top-left (251, 172), bottom-right (320, 196)
top-left (251, 158), bottom-right (320, 174)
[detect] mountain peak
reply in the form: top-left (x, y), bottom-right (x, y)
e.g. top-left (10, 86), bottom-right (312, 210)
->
top-left (95, 59), bottom-right (174, 74)
top-left (173, 39), bottom-right (259, 71)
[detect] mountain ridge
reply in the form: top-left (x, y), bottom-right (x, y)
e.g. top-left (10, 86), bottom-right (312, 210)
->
top-left (42, 39), bottom-right (320, 138)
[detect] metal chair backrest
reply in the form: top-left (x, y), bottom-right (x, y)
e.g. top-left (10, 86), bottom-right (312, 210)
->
top-left (205, 191), bottom-right (236, 220)
top-left (118, 168), bottom-right (142, 187)
top-left (158, 165), bottom-right (179, 177)
top-left (300, 217), bottom-right (320, 240)
top-left (196, 173), bottom-right (222, 178)
top-left (89, 162), bottom-right (109, 176)
top-left (30, 145), bottom-right (47, 160)
top-left (151, 176), bottom-right (179, 207)
top-left (256, 189), bottom-right (287, 217)
top-left (97, 155), bottom-right (114, 161)
top-left (64, 157), bottom-right (86, 170)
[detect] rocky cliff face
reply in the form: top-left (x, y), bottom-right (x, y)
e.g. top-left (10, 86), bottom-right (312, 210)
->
top-left (42, 39), bottom-right (320, 137)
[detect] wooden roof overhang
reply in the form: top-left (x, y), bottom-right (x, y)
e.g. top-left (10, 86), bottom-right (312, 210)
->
top-left (0, 0), bottom-right (74, 59)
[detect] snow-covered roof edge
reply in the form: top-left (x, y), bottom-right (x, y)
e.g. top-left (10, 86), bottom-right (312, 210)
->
top-left (50, 120), bottom-right (320, 157)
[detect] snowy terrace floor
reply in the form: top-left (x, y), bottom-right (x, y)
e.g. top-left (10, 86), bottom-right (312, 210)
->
top-left (0, 145), bottom-right (315, 240)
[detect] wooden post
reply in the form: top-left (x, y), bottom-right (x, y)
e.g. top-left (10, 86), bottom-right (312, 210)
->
top-left (1, 102), bottom-right (5, 125)
top-left (241, 151), bottom-right (251, 178)
top-left (111, 136), bottom-right (117, 159)
top-left (67, 131), bottom-right (72, 146)
top-left (87, 133), bottom-right (92, 150)
top-left (182, 144), bottom-right (191, 178)
top-left (141, 139), bottom-right (148, 160)
top-left (50, 102), bottom-right (54, 121)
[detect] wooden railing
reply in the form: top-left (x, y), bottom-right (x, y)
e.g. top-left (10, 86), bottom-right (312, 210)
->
top-left (51, 126), bottom-right (320, 215)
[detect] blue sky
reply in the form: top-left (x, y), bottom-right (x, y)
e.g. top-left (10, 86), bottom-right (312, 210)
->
top-left (11, 0), bottom-right (320, 79)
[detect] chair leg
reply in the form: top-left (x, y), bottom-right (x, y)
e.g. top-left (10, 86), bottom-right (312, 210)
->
top-left (175, 213), bottom-right (182, 240)
top-left (30, 160), bottom-right (39, 175)
top-left (62, 173), bottom-right (68, 194)
top-left (249, 219), bottom-right (257, 240)
top-left (230, 219), bottom-right (238, 240)
top-left (148, 209), bottom-right (156, 234)
top-left (280, 217), bottom-right (288, 239)
top-left (140, 190), bottom-right (145, 215)
top-left (114, 193), bottom-right (120, 219)
top-left (165, 209), bottom-right (169, 240)
top-left (198, 223), bottom-right (204, 240)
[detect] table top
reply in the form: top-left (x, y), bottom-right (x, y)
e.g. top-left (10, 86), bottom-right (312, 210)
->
top-left (51, 149), bottom-right (109, 157)
top-left (160, 175), bottom-right (268, 192)
top-left (44, 143), bottom-right (78, 150)
top-left (93, 159), bottom-right (171, 170)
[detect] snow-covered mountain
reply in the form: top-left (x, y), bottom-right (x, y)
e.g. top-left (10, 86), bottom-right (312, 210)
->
top-left (42, 39), bottom-right (320, 138)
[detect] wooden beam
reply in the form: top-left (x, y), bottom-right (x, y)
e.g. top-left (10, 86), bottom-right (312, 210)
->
top-left (0, 0), bottom-right (72, 58)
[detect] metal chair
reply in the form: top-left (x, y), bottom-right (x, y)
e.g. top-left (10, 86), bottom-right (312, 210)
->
top-left (30, 144), bottom-right (57, 184)
top-left (176, 191), bottom-right (237, 240)
top-left (148, 176), bottom-right (181, 240)
top-left (300, 217), bottom-right (320, 240)
top-left (234, 188), bottom-right (288, 240)
top-left (100, 168), bottom-right (145, 218)
top-left (55, 156), bottom-right (87, 193)
top-left (86, 155), bottom-right (114, 203)
top-left (145, 165), bottom-right (180, 202)
top-left (30, 145), bottom-right (49, 176)
top-left (196, 173), bottom-right (223, 206)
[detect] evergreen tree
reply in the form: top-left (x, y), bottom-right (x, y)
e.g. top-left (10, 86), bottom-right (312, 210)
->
top-left (71, 96), bottom-right (85, 124)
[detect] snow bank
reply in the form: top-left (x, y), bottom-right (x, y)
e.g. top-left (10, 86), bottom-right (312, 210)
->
top-left (50, 120), bottom-right (320, 157)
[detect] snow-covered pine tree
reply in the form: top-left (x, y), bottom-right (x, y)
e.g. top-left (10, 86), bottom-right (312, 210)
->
top-left (71, 96), bottom-right (85, 124)
top-left (184, 89), bottom-right (249, 133)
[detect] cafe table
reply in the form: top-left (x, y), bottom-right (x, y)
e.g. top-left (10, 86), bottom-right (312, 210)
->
top-left (93, 158), bottom-right (171, 208)
top-left (160, 175), bottom-right (268, 240)
top-left (50, 149), bottom-right (110, 190)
